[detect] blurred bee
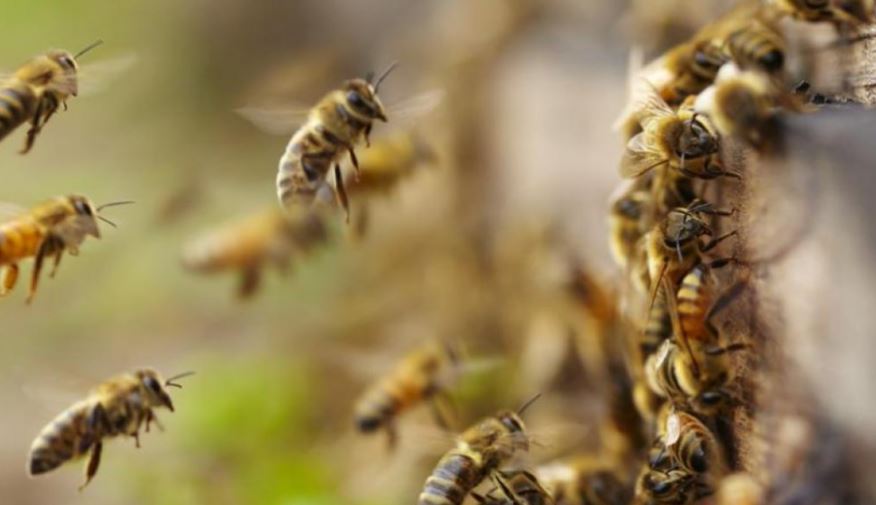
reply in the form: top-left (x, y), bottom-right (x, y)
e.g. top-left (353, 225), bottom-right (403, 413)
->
top-left (538, 456), bottom-right (631, 505)
top-left (417, 397), bottom-right (537, 505)
top-left (0, 195), bottom-right (129, 303)
top-left (472, 470), bottom-right (555, 505)
top-left (655, 410), bottom-right (727, 480)
top-left (182, 206), bottom-right (327, 299)
top-left (715, 473), bottom-right (763, 505)
top-left (28, 368), bottom-right (193, 489)
top-left (0, 40), bottom-right (103, 154)
top-left (769, 0), bottom-right (875, 25)
top-left (634, 466), bottom-right (698, 505)
top-left (609, 180), bottom-right (652, 271)
top-left (354, 341), bottom-right (460, 449)
top-left (619, 89), bottom-right (735, 184)
top-left (723, 18), bottom-right (787, 75)
top-left (248, 64), bottom-right (397, 217)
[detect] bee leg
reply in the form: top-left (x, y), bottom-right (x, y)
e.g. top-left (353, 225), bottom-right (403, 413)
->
top-left (348, 147), bottom-right (360, 179)
top-left (27, 238), bottom-right (54, 304)
top-left (364, 124), bottom-right (372, 147)
top-left (384, 423), bottom-right (398, 452)
top-left (238, 267), bottom-right (261, 300)
top-left (702, 230), bottom-right (737, 252)
top-left (78, 442), bottom-right (102, 491)
top-left (145, 409), bottom-right (165, 433)
top-left (21, 98), bottom-right (46, 154)
top-left (50, 250), bottom-right (64, 278)
top-left (1, 264), bottom-right (19, 296)
top-left (334, 164), bottom-right (350, 223)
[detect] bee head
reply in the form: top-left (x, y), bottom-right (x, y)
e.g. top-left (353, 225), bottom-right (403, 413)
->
top-left (677, 115), bottom-right (718, 159)
top-left (67, 195), bottom-right (101, 239)
top-left (344, 79), bottom-right (388, 122)
top-left (638, 469), bottom-right (692, 503)
top-left (136, 369), bottom-right (176, 412)
top-left (663, 208), bottom-right (710, 248)
top-left (492, 410), bottom-right (530, 453)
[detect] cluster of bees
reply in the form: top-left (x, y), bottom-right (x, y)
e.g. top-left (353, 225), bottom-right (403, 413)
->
top-left (4, 0), bottom-right (874, 501)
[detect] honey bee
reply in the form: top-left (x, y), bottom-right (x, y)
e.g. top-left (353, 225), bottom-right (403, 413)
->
top-left (417, 397), bottom-right (537, 505)
top-left (27, 368), bottom-right (193, 489)
top-left (715, 473), bottom-right (763, 505)
top-left (769, 0), bottom-right (875, 25)
top-left (723, 18), bottom-right (787, 75)
top-left (0, 40), bottom-right (103, 154)
top-left (634, 466), bottom-right (698, 505)
top-left (472, 470), bottom-right (555, 505)
top-left (353, 341), bottom-right (460, 449)
top-left (345, 131), bottom-right (435, 197)
top-left (694, 64), bottom-right (779, 147)
top-left (619, 89), bottom-right (735, 184)
top-left (0, 195), bottom-right (130, 303)
top-left (609, 180), bottom-right (652, 271)
top-left (244, 63), bottom-right (397, 217)
top-left (656, 410), bottom-right (727, 479)
top-left (537, 456), bottom-right (631, 505)
top-left (182, 206), bottom-right (327, 299)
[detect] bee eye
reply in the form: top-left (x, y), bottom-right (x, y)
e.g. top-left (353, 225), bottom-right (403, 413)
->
top-left (650, 479), bottom-right (672, 495)
top-left (144, 377), bottom-right (162, 393)
top-left (805, 0), bottom-right (829, 7)
top-left (74, 201), bottom-right (92, 216)
top-left (59, 56), bottom-right (75, 69)
top-left (759, 50), bottom-right (784, 72)
top-left (346, 90), bottom-right (376, 116)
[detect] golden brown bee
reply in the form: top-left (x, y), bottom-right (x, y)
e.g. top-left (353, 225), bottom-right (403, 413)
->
top-left (619, 90), bottom-right (734, 183)
top-left (417, 399), bottom-right (537, 505)
top-left (538, 456), bottom-right (631, 505)
top-left (634, 466), bottom-right (698, 505)
top-left (657, 410), bottom-right (727, 479)
top-left (353, 341), bottom-right (460, 449)
top-left (769, 0), bottom-right (875, 24)
top-left (609, 180), bottom-right (652, 271)
top-left (182, 206), bottom-right (327, 299)
top-left (27, 368), bottom-right (193, 489)
top-left (0, 40), bottom-right (103, 154)
top-left (0, 195), bottom-right (129, 303)
top-left (694, 64), bottom-right (778, 147)
top-left (345, 131), bottom-right (435, 197)
top-left (473, 470), bottom-right (555, 505)
top-left (723, 18), bottom-right (787, 75)
top-left (271, 64), bottom-right (396, 216)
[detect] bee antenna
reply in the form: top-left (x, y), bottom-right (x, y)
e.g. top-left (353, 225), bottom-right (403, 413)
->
top-left (97, 200), bottom-right (135, 211)
top-left (373, 61), bottom-right (399, 93)
top-left (517, 393), bottom-right (542, 416)
top-left (97, 216), bottom-right (117, 228)
top-left (165, 371), bottom-right (196, 388)
top-left (74, 39), bottom-right (104, 60)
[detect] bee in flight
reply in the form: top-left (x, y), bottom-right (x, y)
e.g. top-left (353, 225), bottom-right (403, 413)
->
top-left (0, 40), bottom-right (104, 154)
top-left (0, 195), bottom-right (131, 303)
top-left (27, 368), bottom-right (193, 490)
top-left (182, 206), bottom-right (327, 299)
top-left (354, 341), bottom-right (462, 449)
top-left (417, 396), bottom-right (539, 505)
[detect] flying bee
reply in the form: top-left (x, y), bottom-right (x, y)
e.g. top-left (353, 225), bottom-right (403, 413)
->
top-left (353, 341), bottom-right (460, 449)
top-left (182, 206), bottom-right (327, 299)
top-left (472, 470), bottom-right (555, 505)
top-left (537, 456), bottom-right (631, 505)
top-left (27, 368), bottom-right (193, 489)
top-left (0, 195), bottom-right (130, 303)
top-left (0, 40), bottom-right (105, 154)
top-left (619, 87), bottom-right (736, 184)
top-left (417, 396), bottom-right (538, 505)
top-left (654, 410), bottom-right (727, 480)
top-left (345, 131), bottom-right (435, 197)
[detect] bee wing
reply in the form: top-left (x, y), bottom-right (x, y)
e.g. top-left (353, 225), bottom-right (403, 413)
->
top-left (619, 133), bottom-right (667, 179)
top-left (0, 202), bottom-right (28, 222)
top-left (385, 89), bottom-right (445, 124)
top-left (76, 53), bottom-right (138, 97)
top-left (235, 103), bottom-right (311, 136)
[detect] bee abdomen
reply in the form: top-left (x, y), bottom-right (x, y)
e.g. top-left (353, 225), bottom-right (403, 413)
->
top-left (0, 83), bottom-right (35, 139)
top-left (418, 452), bottom-right (484, 505)
top-left (28, 402), bottom-right (96, 475)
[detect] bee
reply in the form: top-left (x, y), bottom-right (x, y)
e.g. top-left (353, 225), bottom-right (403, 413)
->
top-left (269, 63), bottom-right (396, 216)
top-left (417, 396), bottom-right (538, 505)
top-left (27, 368), bottom-right (193, 489)
top-left (723, 18), bottom-right (787, 75)
top-left (537, 456), bottom-right (631, 505)
top-left (353, 341), bottom-right (460, 449)
top-left (345, 131), bottom-right (435, 197)
top-left (769, 0), bottom-right (875, 25)
top-left (0, 196), bottom-right (130, 303)
top-left (634, 466), bottom-right (698, 505)
top-left (619, 89), bottom-right (735, 184)
top-left (656, 410), bottom-right (727, 479)
top-left (715, 473), bottom-right (763, 505)
top-left (675, 259), bottom-right (738, 345)
top-left (0, 40), bottom-right (103, 154)
top-left (609, 180), bottom-right (652, 271)
top-left (472, 470), bottom-right (555, 505)
top-left (182, 206), bottom-right (327, 299)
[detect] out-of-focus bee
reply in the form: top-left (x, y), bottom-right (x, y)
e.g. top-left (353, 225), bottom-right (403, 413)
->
top-left (417, 398), bottom-right (537, 505)
top-left (609, 180), bottom-right (652, 271)
top-left (242, 64), bottom-right (397, 217)
top-left (353, 341), bottom-right (460, 449)
top-left (723, 19), bottom-right (787, 75)
top-left (619, 89), bottom-right (734, 184)
top-left (694, 64), bottom-right (780, 147)
top-left (0, 195), bottom-right (129, 303)
top-left (656, 410), bottom-right (727, 480)
top-left (27, 368), bottom-right (193, 489)
top-left (473, 470), bottom-right (555, 505)
top-left (345, 131), bottom-right (435, 197)
top-left (182, 206), bottom-right (327, 299)
top-left (715, 473), bottom-right (763, 505)
top-left (0, 40), bottom-right (103, 154)
top-left (769, 0), bottom-right (875, 25)
top-left (634, 466), bottom-right (698, 505)
top-left (538, 455), bottom-right (631, 505)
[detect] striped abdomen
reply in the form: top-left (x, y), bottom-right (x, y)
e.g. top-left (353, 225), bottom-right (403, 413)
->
top-left (354, 375), bottom-right (430, 432)
top-left (28, 400), bottom-right (99, 475)
top-left (643, 287), bottom-right (672, 355)
top-left (646, 343), bottom-right (685, 400)
top-left (676, 264), bottom-right (712, 342)
top-left (0, 81), bottom-right (37, 142)
top-left (0, 218), bottom-right (45, 265)
top-left (725, 21), bottom-right (785, 73)
top-left (418, 450), bottom-right (487, 505)
top-left (277, 123), bottom-right (346, 209)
